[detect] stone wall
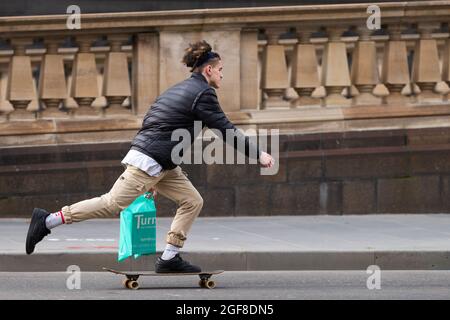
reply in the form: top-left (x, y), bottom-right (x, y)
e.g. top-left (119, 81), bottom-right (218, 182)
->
top-left (1, 126), bottom-right (449, 217)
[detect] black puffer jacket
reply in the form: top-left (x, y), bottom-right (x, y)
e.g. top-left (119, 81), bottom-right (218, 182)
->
top-left (131, 72), bottom-right (261, 170)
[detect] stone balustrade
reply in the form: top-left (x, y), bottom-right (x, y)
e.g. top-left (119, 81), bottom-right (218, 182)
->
top-left (1, 1), bottom-right (450, 144)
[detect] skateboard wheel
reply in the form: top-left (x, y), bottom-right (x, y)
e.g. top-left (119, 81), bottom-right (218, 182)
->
top-left (127, 280), bottom-right (140, 290)
top-left (199, 280), bottom-right (206, 288)
top-left (123, 279), bottom-right (131, 288)
top-left (205, 280), bottom-right (215, 289)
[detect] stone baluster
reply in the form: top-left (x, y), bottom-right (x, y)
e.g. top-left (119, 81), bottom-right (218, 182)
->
top-left (351, 26), bottom-right (382, 105)
top-left (70, 36), bottom-right (99, 115)
top-left (381, 24), bottom-right (411, 104)
top-left (291, 28), bottom-right (321, 107)
top-left (27, 77), bottom-right (40, 115)
top-left (39, 38), bottom-right (67, 117)
top-left (0, 70), bottom-right (14, 117)
top-left (260, 28), bottom-right (290, 109)
top-left (321, 27), bottom-right (352, 106)
top-left (102, 34), bottom-right (131, 114)
top-left (6, 38), bottom-right (36, 116)
top-left (92, 66), bottom-right (107, 110)
top-left (412, 22), bottom-right (443, 103)
top-left (64, 73), bottom-right (78, 112)
top-left (442, 28), bottom-right (450, 101)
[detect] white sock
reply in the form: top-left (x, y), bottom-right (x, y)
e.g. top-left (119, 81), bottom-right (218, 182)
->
top-left (45, 211), bottom-right (65, 229)
top-left (161, 244), bottom-right (180, 260)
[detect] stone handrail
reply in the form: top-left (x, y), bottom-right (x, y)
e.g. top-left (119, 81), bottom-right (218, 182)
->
top-left (0, 2), bottom-right (448, 33)
top-left (1, 1), bottom-right (450, 145)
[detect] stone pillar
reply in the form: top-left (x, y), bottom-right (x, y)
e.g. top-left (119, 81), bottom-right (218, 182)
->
top-left (351, 27), bottom-right (381, 105)
top-left (158, 29), bottom-right (241, 112)
top-left (158, 30), bottom-right (193, 94)
top-left (381, 25), bottom-right (411, 105)
top-left (6, 38), bottom-right (36, 116)
top-left (132, 33), bottom-right (159, 116)
top-left (39, 38), bottom-right (67, 117)
top-left (321, 27), bottom-right (352, 106)
top-left (70, 36), bottom-right (99, 115)
top-left (412, 22), bottom-right (442, 103)
top-left (211, 30), bottom-right (241, 112)
top-left (103, 34), bottom-right (131, 114)
top-left (240, 29), bottom-right (259, 110)
top-left (260, 28), bottom-right (290, 109)
top-left (291, 28), bottom-right (321, 107)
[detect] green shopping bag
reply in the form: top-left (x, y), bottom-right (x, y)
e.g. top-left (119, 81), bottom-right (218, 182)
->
top-left (118, 192), bottom-right (157, 262)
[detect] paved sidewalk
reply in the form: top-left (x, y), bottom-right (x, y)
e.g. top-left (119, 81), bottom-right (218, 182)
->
top-left (1, 214), bottom-right (450, 271)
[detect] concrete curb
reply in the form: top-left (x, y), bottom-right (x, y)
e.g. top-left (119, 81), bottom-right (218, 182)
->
top-left (2, 251), bottom-right (450, 272)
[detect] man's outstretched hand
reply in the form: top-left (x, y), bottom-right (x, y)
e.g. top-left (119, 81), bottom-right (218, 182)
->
top-left (259, 151), bottom-right (275, 168)
top-left (148, 188), bottom-right (157, 198)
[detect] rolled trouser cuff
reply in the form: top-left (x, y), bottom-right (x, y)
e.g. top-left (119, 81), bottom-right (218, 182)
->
top-left (61, 206), bottom-right (73, 224)
top-left (166, 232), bottom-right (186, 248)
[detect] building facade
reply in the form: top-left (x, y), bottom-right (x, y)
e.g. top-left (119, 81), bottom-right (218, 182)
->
top-left (1, 1), bottom-right (449, 216)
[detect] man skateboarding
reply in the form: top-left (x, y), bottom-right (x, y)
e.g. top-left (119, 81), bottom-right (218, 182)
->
top-left (25, 40), bottom-right (275, 273)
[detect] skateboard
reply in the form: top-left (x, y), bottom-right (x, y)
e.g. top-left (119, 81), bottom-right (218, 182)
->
top-left (103, 267), bottom-right (224, 290)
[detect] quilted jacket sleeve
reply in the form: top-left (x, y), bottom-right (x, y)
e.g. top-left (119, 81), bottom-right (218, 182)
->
top-left (192, 87), bottom-right (261, 160)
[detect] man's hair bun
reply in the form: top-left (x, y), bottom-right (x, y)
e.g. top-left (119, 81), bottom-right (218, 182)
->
top-left (182, 40), bottom-right (212, 68)
top-left (181, 40), bottom-right (220, 71)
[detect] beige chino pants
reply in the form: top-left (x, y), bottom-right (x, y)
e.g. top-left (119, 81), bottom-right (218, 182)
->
top-left (61, 164), bottom-right (203, 247)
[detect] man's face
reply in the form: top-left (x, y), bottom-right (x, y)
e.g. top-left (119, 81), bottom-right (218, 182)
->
top-left (205, 60), bottom-right (223, 89)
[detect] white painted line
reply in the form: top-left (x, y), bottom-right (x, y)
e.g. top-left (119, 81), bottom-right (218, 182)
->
top-left (64, 238), bottom-right (116, 242)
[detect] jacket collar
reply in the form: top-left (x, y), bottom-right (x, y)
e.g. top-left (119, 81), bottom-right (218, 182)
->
top-left (191, 72), bottom-right (208, 84)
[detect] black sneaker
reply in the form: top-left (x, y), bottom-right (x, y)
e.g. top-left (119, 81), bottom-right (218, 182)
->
top-left (155, 253), bottom-right (201, 273)
top-left (25, 208), bottom-right (51, 255)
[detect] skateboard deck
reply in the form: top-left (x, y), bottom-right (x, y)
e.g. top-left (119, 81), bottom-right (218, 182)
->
top-left (103, 267), bottom-right (224, 289)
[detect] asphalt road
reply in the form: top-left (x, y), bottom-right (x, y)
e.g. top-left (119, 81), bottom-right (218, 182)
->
top-left (1, 270), bottom-right (449, 300)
